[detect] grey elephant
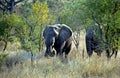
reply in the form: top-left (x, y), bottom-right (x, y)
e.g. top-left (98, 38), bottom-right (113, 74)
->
top-left (85, 26), bottom-right (104, 57)
top-left (85, 25), bottom-right (119, 58)
top-left (43, 24), bottom-right (73, 59)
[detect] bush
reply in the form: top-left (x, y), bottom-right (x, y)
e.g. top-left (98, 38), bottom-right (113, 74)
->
top-left (0, 53), bottom-right (8, 69)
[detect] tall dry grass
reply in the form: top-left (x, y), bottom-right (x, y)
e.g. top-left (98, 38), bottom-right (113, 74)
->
top-left (0, 52), bottom-right (120, 78)
top-left (0, 31), bottom-right (120, 78)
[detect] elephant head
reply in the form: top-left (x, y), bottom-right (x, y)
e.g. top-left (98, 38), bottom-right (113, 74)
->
top-left (43, 24), bottom-right (72, 57)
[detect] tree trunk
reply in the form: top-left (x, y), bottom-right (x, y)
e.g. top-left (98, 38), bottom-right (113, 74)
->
top-left (3, 39), bottom-right (7, 51)
top-left (105, 25), bottom-right (110, 58)
top-left (39, 39), bottom-right (41, 52)
top-left (39, 24), bottom-right (43, 52)
top-left (31, 51), bottom-right (34, 66)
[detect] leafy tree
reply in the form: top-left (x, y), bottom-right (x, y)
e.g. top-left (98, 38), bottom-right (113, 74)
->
top-left (21, 0), bottom-right (50, 51)
top-left (55, 0), bottom-right (120, 57)
top-left (47, 0), bottom-right (86, 30)
top-left (16, 0), bottom-right (52, 65)
top-left (47, 0), bottom-right (65, 23)
top-left (0, 13), bottom-right (23, 51)
top-left (82, 0), bottom-right (120, 57)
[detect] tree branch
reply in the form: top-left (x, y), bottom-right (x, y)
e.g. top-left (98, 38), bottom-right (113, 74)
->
top-left (91, 13), bottom-right (100, 26)
top-left (0, 6), bottom-right (5, 11)
top-left (112, 1), bottom-right (120, 14)
top-left (0, 1), bottom-right (9, 10)
top-left (5, 0), bottom-right (10, 4)
top-left (15, 0), bottom-right (23, 5)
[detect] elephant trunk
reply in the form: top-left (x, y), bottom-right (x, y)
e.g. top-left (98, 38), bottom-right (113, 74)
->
top-left (44, 46), bottom-right (55, 57)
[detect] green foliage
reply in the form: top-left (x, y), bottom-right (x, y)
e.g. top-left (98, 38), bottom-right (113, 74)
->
top-left (56, 0), bottom-right (120, 51)
top-left (6, 14), bottom-right (22, 26)
top-left (82, 0), bottom-right (120, 51)
top-left (0, 19), bottom-right (8, 36)
top-left (0, 13), bottom-right (24, 51)
top-left (0, 53), bottom-right (8, 68)
top-left (19, 0), bottom-right (51, 52)
top-left (0, 14), bottom-right (23, 37)
top-left (32, 0), bottom-right (49, 23)
top-left (50, 0), bottom-right (87, 30)
top-left (0, 0), bottom-right (119, 52)
top-left (8, 36), bottom-right (19, 42)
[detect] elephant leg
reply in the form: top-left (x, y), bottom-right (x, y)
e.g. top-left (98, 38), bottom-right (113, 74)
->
top-left (57, 42), bottom-right (66, 56)
top-left (59, 44), bottom-right (71, 63)
top-left (44, 47), bottom-right (55, 57)
top-left (87, 49), bottom-right (93, 57)
top-left (106, 50), bottom-right (110, 58)
top-left (56, 47), bottom-right (63, 59)
top-left (65, 44), bottom-right (72, 59)
top-left (56, 48), bottom-right (65, 62)
top-left (86, 38), bottom-right (93, 57)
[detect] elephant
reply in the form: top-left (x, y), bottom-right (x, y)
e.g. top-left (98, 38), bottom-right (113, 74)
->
top-left (43, 24), bottom-right (73, 59)
top-left (85, 26), bottom-right (104, 57)
top-left (85, 25), bottom-right (119, 58)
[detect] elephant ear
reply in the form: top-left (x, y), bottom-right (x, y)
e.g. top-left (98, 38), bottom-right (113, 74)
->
top-left (58, 24), bottom-right (72, 42)
top-left (43, 25), bottom-right (49, 38)
top-left (43, 25), bottom-right (60, 38)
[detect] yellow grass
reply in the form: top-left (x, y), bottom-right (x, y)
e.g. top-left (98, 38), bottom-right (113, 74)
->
top-left (0, 31), bottom-right (120, 78)
top-left (0, 52), bottom-right (120, 78)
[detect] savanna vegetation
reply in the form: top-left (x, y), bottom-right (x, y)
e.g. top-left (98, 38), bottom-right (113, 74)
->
top-left (0, 0), bottom-right (120, 78)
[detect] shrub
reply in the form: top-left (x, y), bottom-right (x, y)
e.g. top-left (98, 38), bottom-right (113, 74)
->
top-left (0, 53), bottom-right (8, 69)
